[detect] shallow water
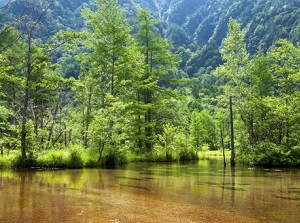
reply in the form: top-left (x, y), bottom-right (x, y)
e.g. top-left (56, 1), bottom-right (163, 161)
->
top-left (0, 160), bottom-right (299, 222)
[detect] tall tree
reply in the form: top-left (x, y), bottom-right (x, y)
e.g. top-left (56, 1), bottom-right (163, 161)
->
top-left (133, 9), bottom-right (179, 151)
top-left (216, 18), bottom-right (249, 100)
top-left (214, 18), bottom-right (249, 164)
top-left (0, 1), bottom-right (70, 158)
top-left (267, 39), bottom-right (300, 148)
top-left (77, 0), bottom-right (143, 152)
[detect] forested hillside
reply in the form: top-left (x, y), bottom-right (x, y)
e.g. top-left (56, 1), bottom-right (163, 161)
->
top-left (0, 0), bottom-right (300, 167)
top-left (1, 0), bottom-right (299, 76)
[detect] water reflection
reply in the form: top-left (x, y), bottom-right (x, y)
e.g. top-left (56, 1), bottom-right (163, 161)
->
top-left (230, 166), bottom-right (235, 206)
top-left (0, 161), bottom-right (300, 223)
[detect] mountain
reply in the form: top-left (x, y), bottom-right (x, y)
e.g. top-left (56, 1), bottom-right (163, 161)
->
top-left (124, 0), bottom-right (300, 76)
top-left (1, 0), bottom-right (300, 77)
top-left (132, 0), bottom-right (300, 49)
top-left (0, 0), bottom-right (89, 39)
top-left (0, 0), bottom-right (10, 6)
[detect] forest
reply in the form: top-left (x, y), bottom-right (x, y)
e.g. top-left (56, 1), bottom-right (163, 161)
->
top-left (0, 0), bottom-right (300, 168)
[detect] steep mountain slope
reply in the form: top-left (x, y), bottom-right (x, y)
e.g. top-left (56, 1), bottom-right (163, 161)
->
top-left (0, 0), bottom-right (89, 39)
top-left (1, 0), bottom-right (299, 76)
top-left (137, 0), bottom-right (300, 51)
top-left (127, 0), bottom-right (300, 76)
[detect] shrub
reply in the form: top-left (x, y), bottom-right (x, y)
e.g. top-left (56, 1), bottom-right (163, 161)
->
top-left (36, 150), bottom-right (68, 168)
top-left (66, 148), bottom-right (84, 168)
top-left (248, 141), bottom-right (288, 166)
top-left (179, 149), bottom-right (198, 161)
top-left (12, 152), bottom-right (37, 168)
top-left (0, 151), bottom-right (19, 168)
top-left (100, 148), bottom-right (128, 166)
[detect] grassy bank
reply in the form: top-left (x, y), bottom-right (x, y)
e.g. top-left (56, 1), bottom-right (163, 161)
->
top-left (0, 146), bottom-right (204, 169)
top-left (0, 147), bottom-right (97, 169)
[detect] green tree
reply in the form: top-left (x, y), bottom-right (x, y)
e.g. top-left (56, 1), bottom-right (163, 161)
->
top-left (214, 18), bottom-right (250, 164)
top-left (268, 39), bottom-right (300, 96)
top-left (267, 39), bottom-right (300, 148)
top-left (189, 110), bottom-right (216, 151)
top-left (236, 40), bottom-right (300, 165)
top-left (76, 0), bottom-right (143, 154)
top-left (133, 9), bottom-right (179, 151)
top-left (90, 97), bottom-right (129, 165)
top-left (0, 2), bottom-right (72, 159)
top-left (250, 51), bottom-right (273, 98)
top-left (215, 18), bottom-right (249, 99)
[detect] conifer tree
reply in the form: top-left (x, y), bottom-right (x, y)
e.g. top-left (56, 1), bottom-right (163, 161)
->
top-left (133, 9), bottom-right (179, 151)
top-left (78, 0), bottom-right (143, 156)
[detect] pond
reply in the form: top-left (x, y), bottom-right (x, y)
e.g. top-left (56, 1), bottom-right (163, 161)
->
top-left (0, 159), bottom-right (299, 223)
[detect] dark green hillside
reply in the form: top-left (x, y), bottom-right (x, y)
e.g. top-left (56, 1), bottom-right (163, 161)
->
top-left (1, 0), bottom-right (299, 75)
top-left (100, 0), bottom-right (300, 77)
top-left (163, 0), bottom-right (300, 48)
top-left (158, 0), bottom-right (300, 75)
top-left (0, 0), bottom-right (89, 39)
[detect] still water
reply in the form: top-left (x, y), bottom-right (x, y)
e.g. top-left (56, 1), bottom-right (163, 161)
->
top-left (0, 159), bottom-right (300, 223)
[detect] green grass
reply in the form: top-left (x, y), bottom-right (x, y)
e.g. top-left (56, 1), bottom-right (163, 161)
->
top-left (0, 147), bottom-right (100, 169)
top-left (0, 147), bottom-right (227, 169)
top-left (0, 150), bottom-right (19, 168)
top-left (36, 147), bottom-right (100, 168)
top-left (198, 150), bottom-right (230, 160)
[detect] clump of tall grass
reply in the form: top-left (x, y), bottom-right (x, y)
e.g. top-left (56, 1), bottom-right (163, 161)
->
top-left (36, 146), bottom-right (87, 168)
top-left (36, 149), bottom-right (69, 168)
top-left (0, 151), bottom-right (19, 168)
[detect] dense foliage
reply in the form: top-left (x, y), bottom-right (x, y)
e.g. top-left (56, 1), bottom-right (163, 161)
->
top-left (0, 0), bottom-right (300, 167)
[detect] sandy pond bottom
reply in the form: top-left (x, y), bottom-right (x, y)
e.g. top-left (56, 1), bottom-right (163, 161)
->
top-left (0, 161), bottom-right (299, 222)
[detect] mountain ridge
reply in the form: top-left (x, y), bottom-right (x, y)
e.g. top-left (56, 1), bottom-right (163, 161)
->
top-left (1, 0), bottom-right (299, 76)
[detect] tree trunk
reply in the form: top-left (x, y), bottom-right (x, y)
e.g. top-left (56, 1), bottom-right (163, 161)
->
top-left (47, 99), bottom-right (59, 143)
top-left (21, 34), bottom-right (33, 159)
top-left (98, 142), bottom-right (105, 162)
top-left (229, 96), bottom-right (235, 166)
top-left (220, 127), bottom-right (226, 167)
top-left (21, 85), bottom-right (29, 159)
top-left (84, 86), bottom-right (92, 148)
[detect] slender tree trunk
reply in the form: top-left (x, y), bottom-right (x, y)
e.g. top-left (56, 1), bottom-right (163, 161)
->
top-left (145, 92), bottom-right (152, 151)
top-left (64, 123), bottom-right (67, 147)
top-left (285, 98), bottom-right (289, 148)
top-left (1, 130), bottom-right (3, 155)
top-left (21, 85), bottom-right (29, 159)
top-left (40, 102), bottom-right (45, 147)
top-left (20, 2), bottom-right (51, 158)
top-left (21, 34), bottom-right (33, 159)
top-left (47, 99), bottom-right (59, 143)
top-left (229, 96), bottom-right (235, 166)
top-left (84, 86), bottom-right (92, 148)
top-left (98, 142), bottom-right (105, 162)
top-left (69, 129), bottom-right (72, 145)
top-left (82, 107), bottom-right (85, 145)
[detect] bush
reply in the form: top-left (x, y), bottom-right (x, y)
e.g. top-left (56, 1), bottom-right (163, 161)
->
top-left (83, 148), bottom-right (100, 167)
top-left (0, 151), bottom-right (19, 168)
top-left (66, 148), bottom-right (84, 168)
top-left (12, 152), bottom-right (37, 168)
top-left (246, 141), bottom-right (292, 166)
top-left (288, 146), bottom-right (300, 166)
top-left (178, 149), bottom-right (198, 161)
top-left (100, 148), bottom-right (128, 166)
